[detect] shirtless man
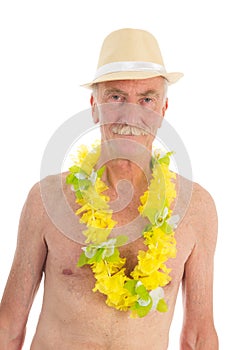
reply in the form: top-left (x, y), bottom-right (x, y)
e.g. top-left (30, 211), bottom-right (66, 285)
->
top-left (0, 28), bottom-right (218, 349)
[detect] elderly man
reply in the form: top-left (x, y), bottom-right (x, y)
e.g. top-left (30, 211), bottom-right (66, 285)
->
top-left (0, 28), bottom-right (218, 349)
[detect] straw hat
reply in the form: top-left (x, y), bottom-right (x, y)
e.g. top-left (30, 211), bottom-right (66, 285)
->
top-left (82, 28), bottom-right (183, 89)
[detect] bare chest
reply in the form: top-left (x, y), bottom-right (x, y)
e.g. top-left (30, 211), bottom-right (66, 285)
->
top-left (44, 204), bottom-right (194, 293)
top-left (36, 203), bottom-right (195, 348)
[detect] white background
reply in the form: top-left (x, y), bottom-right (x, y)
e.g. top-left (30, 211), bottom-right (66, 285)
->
top-left (0, 0), bottom-right (232, 348)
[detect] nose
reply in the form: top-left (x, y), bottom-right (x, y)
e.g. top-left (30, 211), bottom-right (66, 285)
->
top-left (97, 102), bottom-right (142, 125)
top-left (118, 103), bottom-right (162, 132)
top-left (118, 103), bottom-right (142, 125)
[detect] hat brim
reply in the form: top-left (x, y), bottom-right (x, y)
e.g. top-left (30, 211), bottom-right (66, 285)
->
top-left (81, 71), bottom-right (183, 89)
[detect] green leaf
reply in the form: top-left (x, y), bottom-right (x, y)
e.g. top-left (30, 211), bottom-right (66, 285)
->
top-left (158, 156), bottom-right (170, 165)
top-left (77, 252), bottom-right (88, 267)
top-left (150, 156), bottom-right (156, 170)
top-left (77, 179), bottom-right (91, 190)
top-left (95, 248), bottom-right (105, 262)
top-left (137, 304), bottom-right (152, 318)
top-left (158, 152), bottom-right (173, 166)
top-left (124, 280), bottom-right (137, 295)
top-left (75, 190), bottom-right (83, 199)
top-left (141, 205), bottom-right (156, 224)
top-left (66, 173), bottom-right (78, 185)
top-left (105, 248), bottom-right (120, 262)
top-left (156, 298), bottom-right (168, 313)
top-left (135, 284), bottom-right (149, 300)
top-left (131, 299), bottom-right (152, 318)
top-left (83, 187), bottom-right (109, 210)
top-left (96, 166), bottom-right (106, 178)
top-left (69, 165), bottom-right (82, 173)
top-left (115, 235), bottom-right (128, 247)
top-left (161, 221), bottom-right (173, 234)
top-left (89, 248), bottom-right (104, 263)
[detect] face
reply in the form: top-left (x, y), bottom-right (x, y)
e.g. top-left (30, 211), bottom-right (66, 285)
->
top-left (91, 77), bottom-right (168, 152)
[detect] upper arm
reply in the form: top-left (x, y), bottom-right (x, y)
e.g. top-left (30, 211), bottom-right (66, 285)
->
top-left (0, 182), bottom-right (48, 338)
top-left (181, 184), bottom-right (218, 348)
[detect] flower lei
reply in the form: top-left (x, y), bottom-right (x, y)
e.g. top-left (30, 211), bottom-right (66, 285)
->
top-left (66, 142), bottom-right (178, 318)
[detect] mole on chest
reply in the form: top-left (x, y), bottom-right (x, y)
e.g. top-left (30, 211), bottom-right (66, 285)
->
top-left (62, 268), bottom-right (73, 275)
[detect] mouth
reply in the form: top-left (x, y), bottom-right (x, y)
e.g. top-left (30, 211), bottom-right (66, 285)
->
top-left (111, 124), bottom-right (149, 136)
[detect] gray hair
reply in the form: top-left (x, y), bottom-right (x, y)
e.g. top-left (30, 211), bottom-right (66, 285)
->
top-left (163, 79), bottom-right (168, 104)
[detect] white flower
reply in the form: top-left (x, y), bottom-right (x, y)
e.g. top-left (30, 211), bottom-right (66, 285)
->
top-left (166, 214), bottom-right (180, 229)
top-left (149, 287), bottom-right (164, 310)
top-left (100, 238), bottom-right (116, 258)
top-left (74, 172), bottom-right (86, 180)
top-left (82, 238), bottom-right (117, 259)
top-left (75, 170), bottom-right (97, 185)
top-left (138, 297), bottom-right (151, 307)
top-left (89, 170), bottom-right (97, 185)
top-left (82, 246), bottom-right (97, 259)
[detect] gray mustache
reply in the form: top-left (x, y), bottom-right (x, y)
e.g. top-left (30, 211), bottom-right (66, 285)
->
top-left (111, 124), bottom-right (149, 136)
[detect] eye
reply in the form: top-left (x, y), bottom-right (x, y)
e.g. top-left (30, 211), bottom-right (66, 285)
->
top-left (112, 95), bottom-right (120, 100)
top-left (143, 97), bottom-right (153, 104)
top-left (111, 94), bottom-right (125, 102)
top-left (139, 97), bottom-right (157, 109)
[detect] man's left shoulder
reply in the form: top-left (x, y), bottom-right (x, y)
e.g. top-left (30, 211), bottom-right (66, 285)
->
top-left (191, 181), bottom-right (217, 214)
top-left (175, 173), bottom-right (216, 212)
top-left (187, 181), bottom-right (218, 244)
top-left (175, 175), bottom-right (218, 232)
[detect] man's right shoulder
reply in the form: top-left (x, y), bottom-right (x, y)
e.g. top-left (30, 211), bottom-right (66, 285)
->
top-left (39, 172), bottom-right (68, 192)
top-left (25, 173), bottom-right (68, 220)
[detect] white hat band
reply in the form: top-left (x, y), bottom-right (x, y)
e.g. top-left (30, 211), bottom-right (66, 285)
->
top-left (94, 61), bottom-right (167, 80)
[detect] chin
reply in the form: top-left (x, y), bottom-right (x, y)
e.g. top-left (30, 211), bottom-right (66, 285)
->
top-left (100, 133), bottom-right (153, 164)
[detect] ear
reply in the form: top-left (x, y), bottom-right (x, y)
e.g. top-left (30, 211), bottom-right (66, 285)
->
top-left (90, 95), bottom-right (99, 123)
top-left (157, 98), bottom-right (168, 129)
top-left (162, 98), bottom-right (168, 117)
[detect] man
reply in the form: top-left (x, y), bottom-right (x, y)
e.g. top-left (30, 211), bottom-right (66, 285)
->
top-left (0, 28), bottom-right (218, 349)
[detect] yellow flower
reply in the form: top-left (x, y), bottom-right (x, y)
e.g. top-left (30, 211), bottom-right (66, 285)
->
top-left (160, 163), bottom-right (176, 205)
top-left (95, 178), bottom-right (109, 195)
top-left (83, 226), bottom-right (113, 244)
top-left (136, 270), bottom-right (171, 290)
top-left (92, 258), bottom-right (126, 277)
top-left (71, 142), bottom-right (101, 175)
top-left (78, 209), bottom-right (116, 243)
top-left (138, 191), bottom-right (148, 214)
top-left (93, 269), bottom-right (138, 310)
top-left (71, 144), bottom-right (89, 166)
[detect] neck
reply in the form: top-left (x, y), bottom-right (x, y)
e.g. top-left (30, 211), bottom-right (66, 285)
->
top-left (96, 140), bottom-right (153, 198)
top-left (105, 159), bottom-right (150, 188)
top-left (99, 159), bottom-right (151, 211)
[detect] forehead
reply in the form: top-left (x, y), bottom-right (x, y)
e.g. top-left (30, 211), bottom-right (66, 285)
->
top-left (97, 76), bottom-right (165, 94)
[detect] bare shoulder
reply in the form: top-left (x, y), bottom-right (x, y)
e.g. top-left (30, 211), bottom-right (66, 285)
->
top-left (37, 173), bottom-right (80, 241)
top-left (182, 178), bottom-right (218, 249)
top-left (189, 181), bottom-right (218, 222)
top-left (24, 174), bottom-right (64, 211)
top-left (38, 172), bottom-right (74, 209)
top-left (21, 173), bottom-right (69, 231)
top-left (175, 173), bottom-right (217, 218)
top-left (20, 181), bottom-right (46, 225)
